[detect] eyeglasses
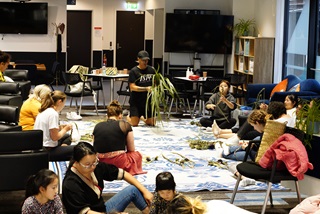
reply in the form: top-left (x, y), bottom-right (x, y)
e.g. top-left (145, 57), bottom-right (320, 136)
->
top-left (79, 158), bottom-right (99, 169)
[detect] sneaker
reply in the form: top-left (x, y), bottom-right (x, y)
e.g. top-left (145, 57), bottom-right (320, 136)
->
top-left (67, 112), bottom-right (82, 120)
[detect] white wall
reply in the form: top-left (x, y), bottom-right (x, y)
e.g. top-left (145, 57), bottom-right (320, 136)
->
top-left (0, 0), bottom-right (66, 52)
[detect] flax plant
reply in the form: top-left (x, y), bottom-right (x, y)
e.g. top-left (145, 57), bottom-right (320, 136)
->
top-left (145, 65), bottom-right (178, 124)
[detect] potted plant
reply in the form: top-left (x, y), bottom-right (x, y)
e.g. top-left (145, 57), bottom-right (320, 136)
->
top-left (233, 18), bottom-right (255, 36)
top-left (295, 98), bottom-right (320, 148)
top-left (146, 65), bottom-right (178, 124)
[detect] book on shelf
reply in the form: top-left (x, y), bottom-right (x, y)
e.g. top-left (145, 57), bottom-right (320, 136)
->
top-left (239, 56), bottom-right (244, 71)
top-left (249, 58), bottom-right (254, 73)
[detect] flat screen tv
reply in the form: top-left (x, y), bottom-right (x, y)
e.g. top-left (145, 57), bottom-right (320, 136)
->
top-left (165, 13), bottom-right (234, 54)
top-left (0, 2), bottom-right (48, 34)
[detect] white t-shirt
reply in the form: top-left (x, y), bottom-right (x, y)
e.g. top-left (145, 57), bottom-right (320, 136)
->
top-left (275, 116), bottom-right (296, 128)
top-left (206, 200), bottom-right (256, 214)
top-left (34, 107), bottom-right (60, 147)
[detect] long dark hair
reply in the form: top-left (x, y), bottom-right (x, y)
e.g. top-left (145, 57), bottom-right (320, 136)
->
top-left (67, 142), bottom-right (96, 170)
top-left (286, 94), bottom-right (298, 108)
top-left (267, 101), bottom-right (287, 119)
top-left (25, 169), bottom-right (58, 199)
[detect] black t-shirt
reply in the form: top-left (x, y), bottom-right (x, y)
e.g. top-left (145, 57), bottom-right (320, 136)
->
top-left (93, 119), bottom-right (132, 153)
top-left (62, 163), bottom-right (123, 214)
top-left (128, 65), bottom-right (155, 104)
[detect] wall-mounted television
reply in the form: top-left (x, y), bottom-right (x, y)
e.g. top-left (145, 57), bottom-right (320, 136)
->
top-left (165, 13), bottom-right (234, 54)
top-left (0, 2), bottom-right (48, 34)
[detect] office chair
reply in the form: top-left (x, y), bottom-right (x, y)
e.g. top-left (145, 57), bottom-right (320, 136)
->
top-left (62, 71), bottom-right (98, 116)
top-left (49, 61), bottom-right (63, 90)
top-left (116, 80), bottom-right (130, 107)
top-left (88, 68), bottom-right (106, 109)
top-left (230, 127), bottom-right (307, 214)
top-left (224, 73), bottom-right (247, 105)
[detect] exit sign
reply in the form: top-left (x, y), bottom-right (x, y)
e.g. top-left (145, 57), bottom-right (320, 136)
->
top-left (126, 2), bottom-right (138, 10)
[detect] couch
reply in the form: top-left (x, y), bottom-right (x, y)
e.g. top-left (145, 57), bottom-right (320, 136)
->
top-left (0, 105), bottom-right (21, 131)
top-left (0, 82), bottom-right (23, 108)
top-left (4, 69), bottom-right (32, 101)
top-left (0, 130), bottom-right (48, 191)
top-left (245, 75), bottom-right (320, 106)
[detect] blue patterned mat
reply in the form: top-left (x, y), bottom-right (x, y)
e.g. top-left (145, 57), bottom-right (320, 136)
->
top-left (50, 119), bottom-right (289, 193)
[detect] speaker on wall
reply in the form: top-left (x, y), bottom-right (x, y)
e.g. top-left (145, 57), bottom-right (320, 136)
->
top-left (174, 9), bottom-right (220, 15)
top-left (67, 0), bottom-right (76, 5)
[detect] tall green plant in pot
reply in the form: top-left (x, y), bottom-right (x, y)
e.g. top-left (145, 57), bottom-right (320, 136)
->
top-left (296, 99), bottom-right (320, 148)
top-left (234, 18), bottom-right (255, 36)
top-left (145, 65), bottom-right (177, 124)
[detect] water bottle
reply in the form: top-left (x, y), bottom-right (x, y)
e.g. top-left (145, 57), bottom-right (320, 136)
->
top-left (102, 54), bottom-right (107, 75)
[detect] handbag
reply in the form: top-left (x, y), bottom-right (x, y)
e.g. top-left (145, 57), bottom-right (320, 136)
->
top-left (255, 120), bottom-right (286, 163)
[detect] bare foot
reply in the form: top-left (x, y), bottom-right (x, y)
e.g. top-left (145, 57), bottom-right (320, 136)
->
top-left (212, 120), bottom-right (220, 137)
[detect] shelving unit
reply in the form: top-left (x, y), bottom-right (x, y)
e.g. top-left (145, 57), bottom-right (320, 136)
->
top-left (233, 36), bottom-right (275, 84)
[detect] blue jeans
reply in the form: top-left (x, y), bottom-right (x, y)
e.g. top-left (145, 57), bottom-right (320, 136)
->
top-left (222, 145), bottom-right (258, 161)
top-left (222, 145), bottom-right (252, 161)
top-left (105, 185), bottom-right (147, 213)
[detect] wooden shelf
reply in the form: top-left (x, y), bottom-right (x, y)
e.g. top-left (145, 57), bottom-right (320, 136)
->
top-left (233, 36), bottom-right (275, 84)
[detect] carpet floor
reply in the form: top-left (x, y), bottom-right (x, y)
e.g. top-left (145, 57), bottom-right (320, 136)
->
top-left (0, 106), bottom-right (304, 214)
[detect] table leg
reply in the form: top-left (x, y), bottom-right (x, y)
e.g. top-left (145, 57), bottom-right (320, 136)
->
top-left (110, 78), bottom-right (114, 101)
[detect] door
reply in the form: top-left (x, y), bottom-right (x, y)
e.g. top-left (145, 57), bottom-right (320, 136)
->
top-left (116, 11), bottom-right (145, 70)
top-left (67, 11), bottom-right (92, 70)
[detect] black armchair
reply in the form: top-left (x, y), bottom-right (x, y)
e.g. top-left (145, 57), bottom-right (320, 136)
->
top-left (0, 82), bottom-right (23, 108)
top-left (4, 69), bottom-right (32, 101)
top-left (0, 130), bottom-right (48, 191)
top-left (0, 105), bottom-right (21, 131)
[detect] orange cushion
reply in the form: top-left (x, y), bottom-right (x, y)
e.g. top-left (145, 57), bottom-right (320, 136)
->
top-left (288, 83), bottom-right (300, 92)
top-left (270, 79), bottom-right (288, 97)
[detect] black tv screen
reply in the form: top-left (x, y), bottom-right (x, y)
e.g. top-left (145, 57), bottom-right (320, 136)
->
top-left (0, 2), bottom-right (48, 34)
top-left (165, 13), bottom-right (234, 54)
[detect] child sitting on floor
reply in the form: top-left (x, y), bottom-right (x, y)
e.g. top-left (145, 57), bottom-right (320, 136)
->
top-left (21, 169), bottom-right (63, 214)
top-left (150, 171), bottom-right (180, 214)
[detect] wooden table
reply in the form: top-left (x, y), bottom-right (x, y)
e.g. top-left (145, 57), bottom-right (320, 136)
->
top-left (12, 63), bottom-right (46, 71)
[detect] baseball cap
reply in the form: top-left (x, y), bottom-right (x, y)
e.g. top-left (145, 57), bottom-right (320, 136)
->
top-left (155, 171), bottom-right (176, 191)
top-left (137, 50), bottom-right (150, 60)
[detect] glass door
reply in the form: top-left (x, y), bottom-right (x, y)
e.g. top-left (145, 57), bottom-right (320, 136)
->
top-left (283, 0), bottom-right (310, 80)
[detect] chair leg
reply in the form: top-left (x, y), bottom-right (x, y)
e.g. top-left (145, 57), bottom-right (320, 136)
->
top-left (192, 99), bottom-right (198, 116)
top-left (295, 180), bottom-right (302, 202)
top-left (92, 96), bottom-right (99, 115)
top-left (230, 174), bottom-right (241, 203)
top-left (262, 182), bottom-right (273, 214)
top-left (100, 89), bottom-right (106, 109)
top-left (167, 98), bottom-right (174, 118)
top-left (78, 97), bottom-right (83, 115)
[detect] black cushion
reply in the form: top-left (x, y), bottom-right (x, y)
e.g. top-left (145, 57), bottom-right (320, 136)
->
top-left (237, 161), bottom-right (296, 183)
top-left (0, 82), bottom-right (20, 94)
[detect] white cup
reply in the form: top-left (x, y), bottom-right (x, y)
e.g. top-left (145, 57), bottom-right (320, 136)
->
top-left (92, 70), bottom-right (96, 74)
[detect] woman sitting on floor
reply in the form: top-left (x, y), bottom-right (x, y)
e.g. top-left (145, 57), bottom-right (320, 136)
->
top-left (199, 79), bottom-right (237, 128)
top-left (34, 90), bottom-right (74, 161)
top-left (220, 101), bottom-right (296, 161)
top-left (19, 84), bottom-right (52, 130)
top-left (62, 142), bottom-right (152, 214)
top-left (93, 100), bottom-right (146, 175)
top-left (212, 94), bottom-right (298, 145)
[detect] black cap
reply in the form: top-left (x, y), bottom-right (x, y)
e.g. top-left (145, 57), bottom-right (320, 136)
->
top-left (155, 171), bottom-right (176, 191)
top-left (137, 50), bottom-right (150, 60)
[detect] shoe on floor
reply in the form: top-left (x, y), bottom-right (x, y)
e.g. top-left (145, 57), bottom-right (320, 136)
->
top-left (67, 112), bottom-right (82, 120)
